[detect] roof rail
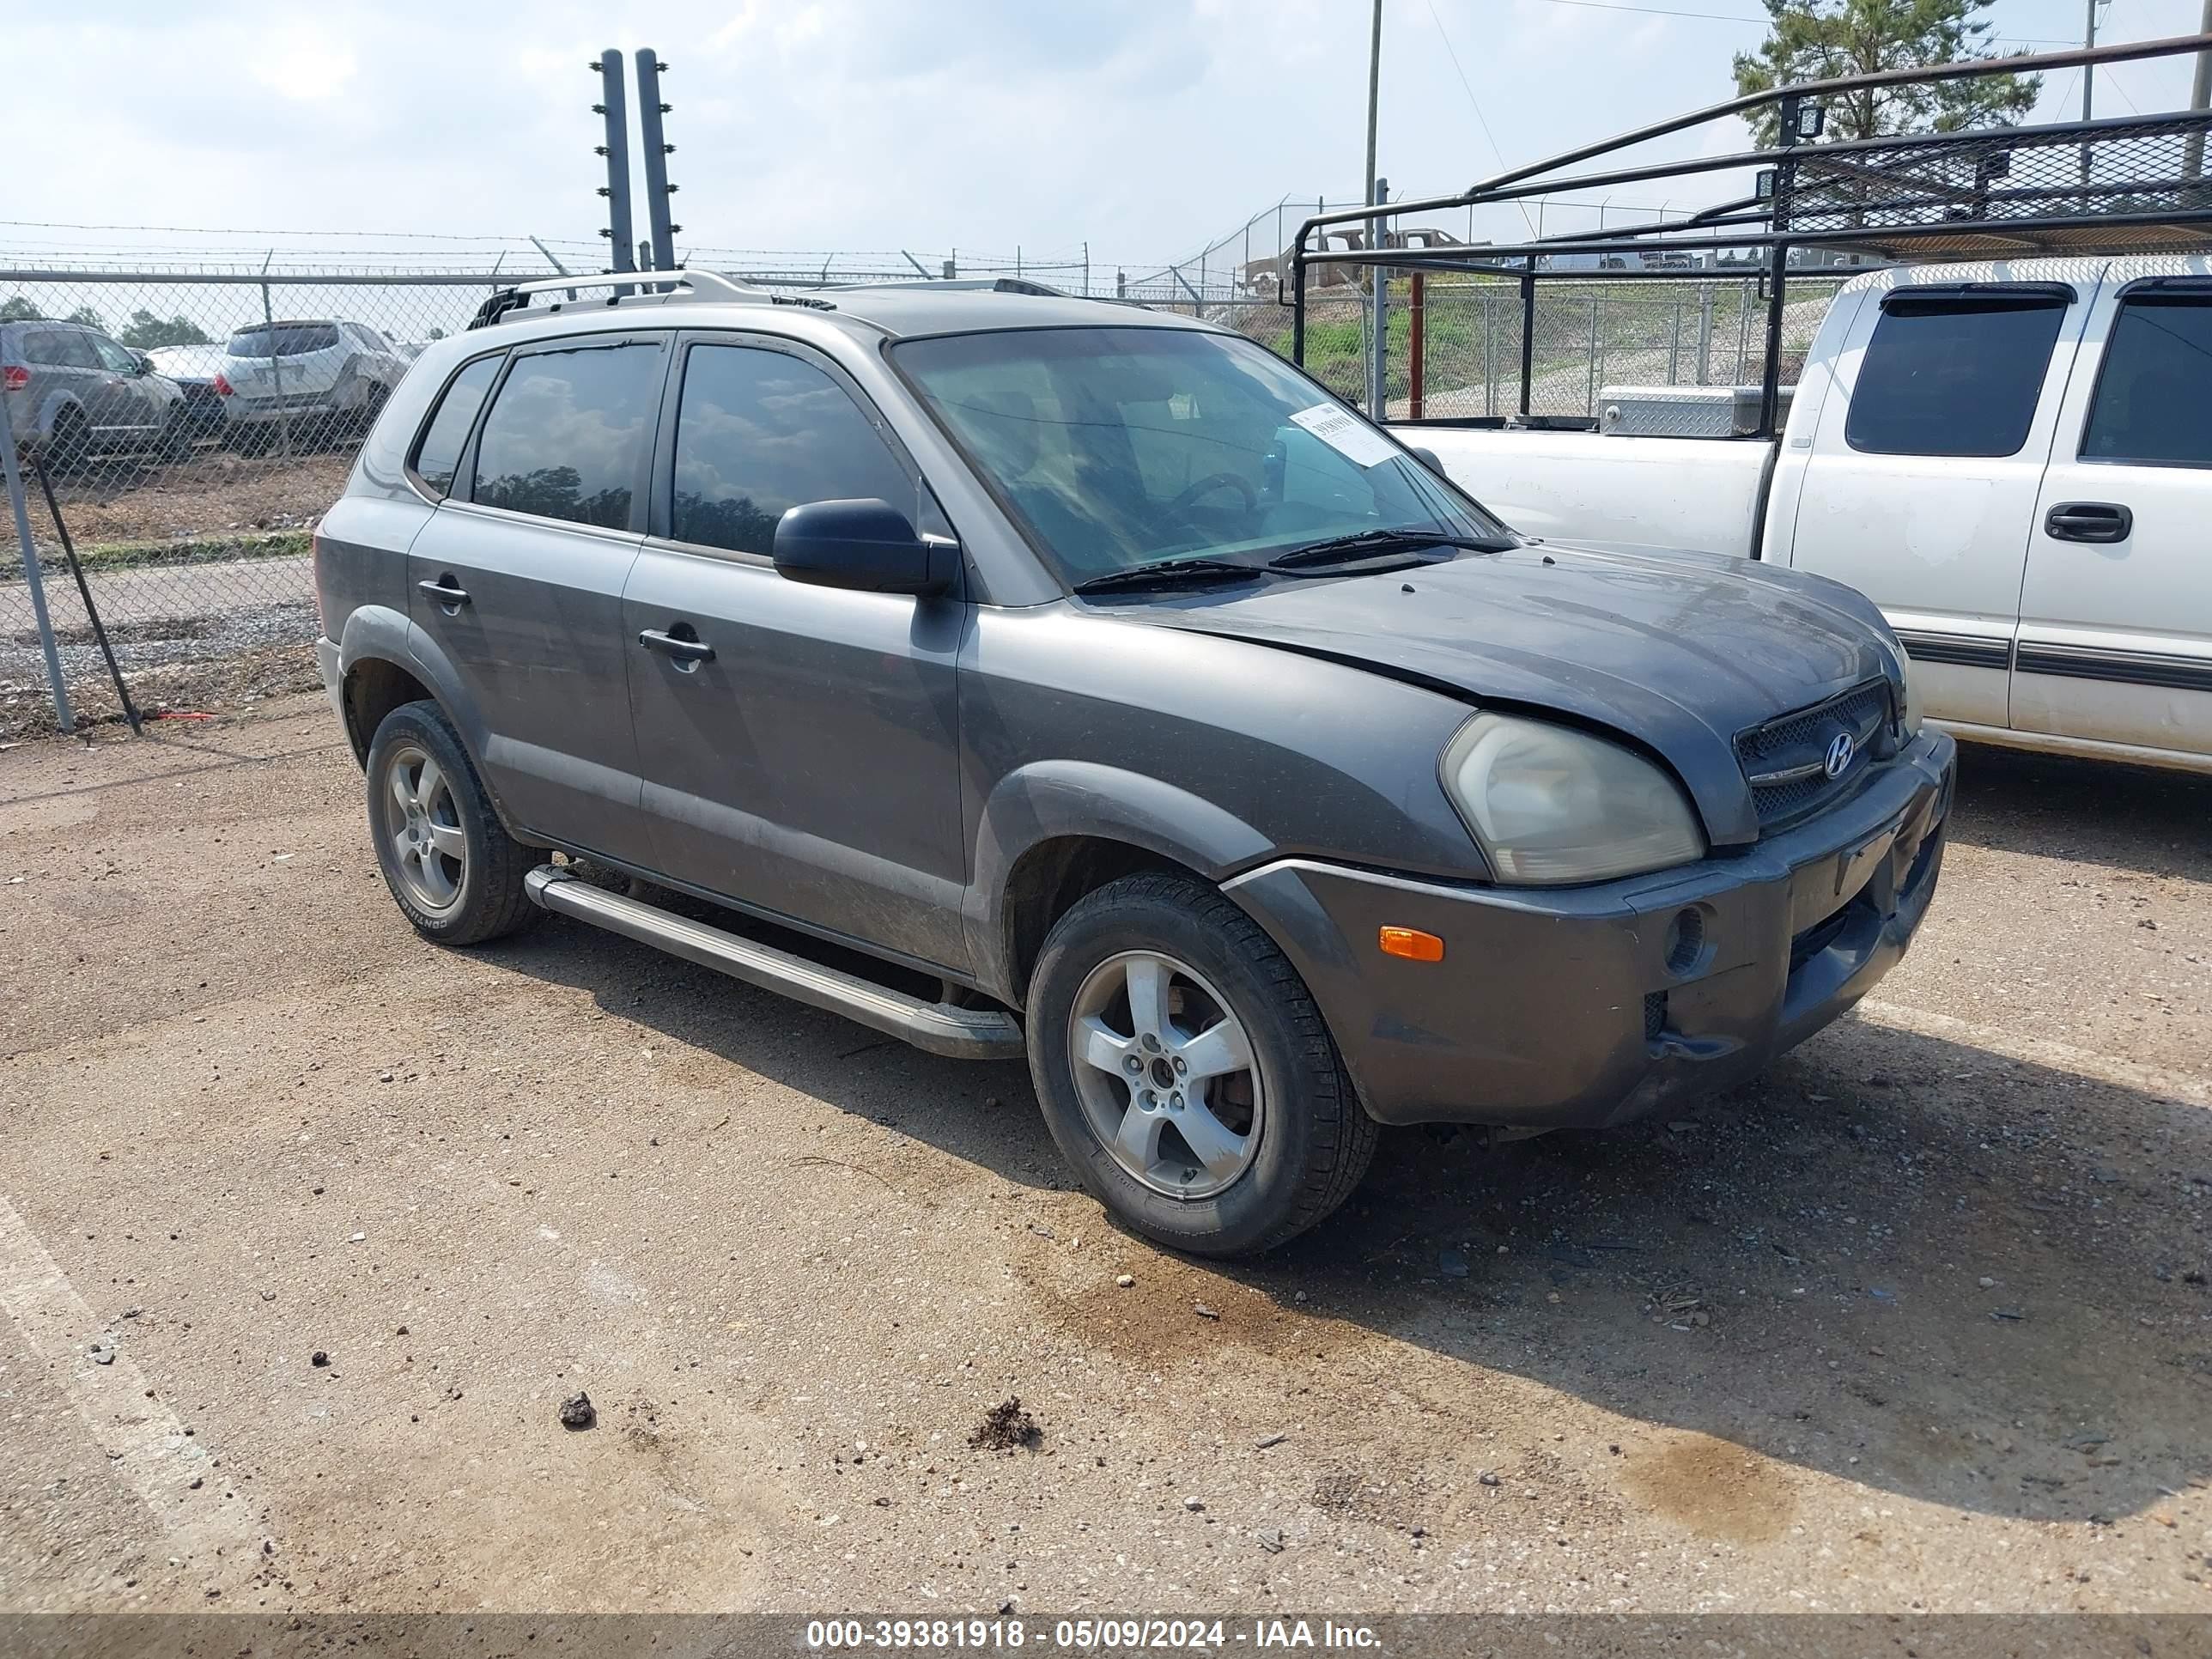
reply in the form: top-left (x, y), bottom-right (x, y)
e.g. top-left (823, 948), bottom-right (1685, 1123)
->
top-left (468, 267), bottom-right (793, 330)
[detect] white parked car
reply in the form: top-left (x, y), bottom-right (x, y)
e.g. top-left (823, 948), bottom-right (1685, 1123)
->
top-left (1394, 256), bottom-right (2212, 775)
top-left (214, 319), bottom-right (410, 452)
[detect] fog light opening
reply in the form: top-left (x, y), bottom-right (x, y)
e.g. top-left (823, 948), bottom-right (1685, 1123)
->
top-left (1662, 907), bottom-right (1707, 977)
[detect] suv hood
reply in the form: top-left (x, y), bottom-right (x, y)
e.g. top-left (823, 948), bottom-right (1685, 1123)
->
top-left (1141, 539), bottom-right (1906, 848)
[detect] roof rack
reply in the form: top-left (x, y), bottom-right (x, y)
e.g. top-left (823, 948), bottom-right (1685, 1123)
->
top-left (467, 267), bottom-right (834, 330)
top-left (1290, 31), bottom-right (2212, 437)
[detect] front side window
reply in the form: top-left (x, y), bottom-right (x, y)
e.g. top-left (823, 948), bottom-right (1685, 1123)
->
top-left (91, 336), bottom-right (138, 374)
top-left (469, 340), bottom-right (660, 528)
top-left (1845, 293), bottom-right (2068, 458)
top-left (891, 325), bottom-right (1505, 581)
top-left (2081, 293), bottom-right (2212, 468)
top-left (670, 343), bottom-right (928, 556)
top-left (410, 354), bottom-right (501, 498)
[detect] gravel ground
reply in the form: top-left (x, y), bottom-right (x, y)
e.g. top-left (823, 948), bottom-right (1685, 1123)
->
top-left (1, 701), bottom-right (2208, 1619)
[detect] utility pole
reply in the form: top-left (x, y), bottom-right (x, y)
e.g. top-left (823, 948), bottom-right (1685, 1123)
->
top-left (1364, 0), bottom-right (1385, 415)
top-left (2081, 0), bottom-right (2099, 191)
top-left (2186, 0), bottom-right (2212, 193)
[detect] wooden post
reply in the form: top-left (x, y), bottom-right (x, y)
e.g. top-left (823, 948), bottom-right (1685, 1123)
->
top-left (1407, 271), bottom-right (1425, 420)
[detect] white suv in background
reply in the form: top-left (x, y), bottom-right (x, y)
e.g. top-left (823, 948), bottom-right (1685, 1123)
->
top-left (215, 319), bottom-right (410, 451)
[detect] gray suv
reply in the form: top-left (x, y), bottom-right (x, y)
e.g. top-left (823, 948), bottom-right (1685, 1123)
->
top-left (3, 317), bottom-right (185, 465)
top-left (313, 271), bottom-right (1954, 1256)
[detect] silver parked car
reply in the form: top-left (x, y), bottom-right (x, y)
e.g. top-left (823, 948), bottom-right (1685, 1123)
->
top-left (216, 319), bottom-right (409, 452)
top-left (2, 317), bottom-right (186, 466)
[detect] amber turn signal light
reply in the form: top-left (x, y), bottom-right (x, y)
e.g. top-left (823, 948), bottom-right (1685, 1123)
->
top-left (1377, 926), bottom-right (1444, 963)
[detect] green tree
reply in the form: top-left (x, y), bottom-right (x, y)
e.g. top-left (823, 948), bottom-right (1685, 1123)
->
top-left (118, 309), bottom-right (213, 349)
top-left (0, 295), bottom-right (42, 322)
top-left (1733, 0), bottom-right (2041, 147)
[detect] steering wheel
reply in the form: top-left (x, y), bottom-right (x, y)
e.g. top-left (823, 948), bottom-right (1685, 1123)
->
top-left (1136, 471), bottom-right (1258, 541)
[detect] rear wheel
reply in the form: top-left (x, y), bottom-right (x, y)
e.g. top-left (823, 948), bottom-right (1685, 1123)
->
top-left (46, 407), bottom-right (92, 479)
top-left (365, 700), bottom-right (540, 945)
top-left (1025, 872), bottom-right (1376, 1257)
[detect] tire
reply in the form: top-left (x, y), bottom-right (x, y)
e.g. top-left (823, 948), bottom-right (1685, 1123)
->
top-left (364, 699), bottom-right (541, 946)
top-left (46, 407), bottom-right (92, 479)
top-left (1025, 872), bottom-right (1377, 1257)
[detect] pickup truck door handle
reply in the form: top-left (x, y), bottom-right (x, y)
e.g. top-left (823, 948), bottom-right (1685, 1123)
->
top-left (638, 628), bottom-right (715, 664)
top-left (2045, 501), bottom-right (2133, 544)
top-left (417, 576), bottom-right (471, 606)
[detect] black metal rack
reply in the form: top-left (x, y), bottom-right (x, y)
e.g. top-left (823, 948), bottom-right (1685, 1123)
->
top-left (1290, 32), bottom-right (2212, 438)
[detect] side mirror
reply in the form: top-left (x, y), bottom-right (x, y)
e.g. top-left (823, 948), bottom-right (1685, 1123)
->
top-left (1407, 445), bottom-right (1446, 476)
top-left (773, 499), bottom-right (954, 597)
top-left (132, 352), bottom-right (154, 375)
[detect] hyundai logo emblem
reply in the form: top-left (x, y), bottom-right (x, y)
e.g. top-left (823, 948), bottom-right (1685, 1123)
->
top-left (1823, 732), bottom-right (1856, 780)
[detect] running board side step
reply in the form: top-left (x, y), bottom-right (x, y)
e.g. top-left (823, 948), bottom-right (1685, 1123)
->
top-left (523, 866), bottom-right (1024, 1061)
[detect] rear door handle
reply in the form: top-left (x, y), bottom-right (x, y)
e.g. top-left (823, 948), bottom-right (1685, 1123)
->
top-left (639, 628), bottom-right (715, 664)
top-left (2045, 501), bottom-right (2133, 544)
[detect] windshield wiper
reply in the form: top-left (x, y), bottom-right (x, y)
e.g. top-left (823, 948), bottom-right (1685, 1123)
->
top-left (1267, 527), bottom-right (1514, 569)
top-left (1071, 557), bottom-right (1262, 596)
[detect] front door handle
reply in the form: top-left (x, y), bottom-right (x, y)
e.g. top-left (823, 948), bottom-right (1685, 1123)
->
top-left (639, 627), bottom-right (715, 664)
top-left (2045, 501), bottom-right (2133, 544)
top-left (417, 575), bottom-right (471, 607)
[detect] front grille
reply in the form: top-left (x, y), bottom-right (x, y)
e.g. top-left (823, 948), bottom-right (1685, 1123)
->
top-left (1643, 991), bottom-right (1668, 1041)
top-left (1735, 681), bottom-right (1892, 831)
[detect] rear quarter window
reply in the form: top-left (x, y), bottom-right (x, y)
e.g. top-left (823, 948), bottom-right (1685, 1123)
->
top-left (1845, 294), bottom-right (2069, 458)
top-left (410, 355), bottom-right (503, 498)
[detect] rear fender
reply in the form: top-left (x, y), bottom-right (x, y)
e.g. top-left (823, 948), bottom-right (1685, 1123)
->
top-left (335, 605), bottom-right (507, 813)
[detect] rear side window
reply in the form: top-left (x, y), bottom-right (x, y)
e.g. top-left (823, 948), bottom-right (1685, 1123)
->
top-left (1846, 294), bottom-right (2068, 458)
top-left (470, 340), bottom-right (661, 528)
top-left (410, 355), bottom-right (501, 498)
top-left (30, 330), bottom-right (100, 368)
top-left (670, 343), bottom-right (929, 556)
top-left (2080, 294), bottom-right (2212, 468)
top-left (228, 325), bottom-right (341, 358)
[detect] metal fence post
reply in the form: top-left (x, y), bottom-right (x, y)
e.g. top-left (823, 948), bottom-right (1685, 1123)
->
top-left (1668, 300), bottom-right (1682, 384)
top-left (260, 254), bottom-right (291, 460)
top-left (1698, 283), bottom-right (1715, 385)
top-left (1586, 295), bottom-right (1601, 414)
top-left (1483, 288), bottom-right (1497, 416)
top-left (0, 412), bottom-right (72, 732)
top-left (1736, 277), bottom-right (1753, 383)
top-left (1366, 176), bottom-right (1388, 415)
top-left (597, 49), bottom-right (635, 296)
top-left (635, 50), bottom-right (677, 277)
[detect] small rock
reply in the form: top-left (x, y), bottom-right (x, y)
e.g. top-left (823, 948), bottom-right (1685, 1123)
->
top-left (1978, 1275), bottom-right (1996, 1289)
top-left (1255, 1431), bottom-right (1288, 1449)
top-left (395, 1324), bottom-right (409, 1335)
top-left (1028, 1223), bottom-right (1054, 1239)
top-left (1193, 1303), bottom-right (1221, 1321)
top-left (1479, 1470), bottom-right (1501, 1487)
top-left (1690, 1310), bottom-right (1711, 1328)
top-left (1293, 1289), bottom-right (1309, 1303)
top-left (378, 1071), bottom-right (393, 1084)
top-left (310, 1351), bottom-right (329, 1369)
top-left (347, 1231), bottom-right (366, 1244)
top-left (559, 1391), bottom-right (597, 1431)
top-left (1182, 1496), bottom-right (1204, 1511)
top-left (1438, 1249), bottom-right (1469, 1279)
top-left (1667, 1120), bottom-right (1699, 1133)
top-left (259, 1290), bottom-right (276, 1303)
top-left (1255, 1527), bottom-right (1286, 1554)
top-left (91, 1346), bottom-right (115, 1366)
top-left (1115, 1273), bottom-right (1134, 1289)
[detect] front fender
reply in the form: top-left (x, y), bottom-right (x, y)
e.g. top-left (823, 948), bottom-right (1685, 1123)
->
top-left (964, 760), bottom-right (1273, 1000)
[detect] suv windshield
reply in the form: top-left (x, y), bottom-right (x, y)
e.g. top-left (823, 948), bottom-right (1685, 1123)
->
top-left (228, 324), bottom-right (340, 358)
top-left (892, 325), bottom-right (1510, 582)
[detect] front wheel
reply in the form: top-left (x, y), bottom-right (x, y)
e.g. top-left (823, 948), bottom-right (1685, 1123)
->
top-left (1025, 872), bottom-right (1376, 1257)
top-left (365, 700), bottom-right (541, 945)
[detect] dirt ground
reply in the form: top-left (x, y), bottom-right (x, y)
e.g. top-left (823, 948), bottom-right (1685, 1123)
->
top-left (1, 450), bottom-right (348, 558)
top-left (2, 699), bottom-right (2208, 1619)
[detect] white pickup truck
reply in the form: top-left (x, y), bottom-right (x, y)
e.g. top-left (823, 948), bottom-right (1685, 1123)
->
top-left (1395, 256), bottom-right (2212, 775)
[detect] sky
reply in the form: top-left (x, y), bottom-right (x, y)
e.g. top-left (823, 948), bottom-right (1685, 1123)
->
top-left (8, 0), bottom-right (2210, 278)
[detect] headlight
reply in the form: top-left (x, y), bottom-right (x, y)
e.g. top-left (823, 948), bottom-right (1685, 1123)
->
top-left (1442, 714), bottom-right (1705, 884)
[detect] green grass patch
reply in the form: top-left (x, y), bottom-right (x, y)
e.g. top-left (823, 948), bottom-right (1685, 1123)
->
top-left (2, 528), bottom-right (310, 583)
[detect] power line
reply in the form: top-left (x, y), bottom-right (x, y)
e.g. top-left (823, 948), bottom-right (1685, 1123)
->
top-left (1531, 0), bottom-right (1766, 22)
top-left (1425, 0), bottom-right (1539, 235)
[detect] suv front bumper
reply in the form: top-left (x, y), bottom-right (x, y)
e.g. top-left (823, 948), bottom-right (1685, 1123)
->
top-left (1224, 731), bottom-right (1954, 1130)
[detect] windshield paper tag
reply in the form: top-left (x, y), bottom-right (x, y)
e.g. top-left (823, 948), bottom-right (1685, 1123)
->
top-left (1289, 404), bottom-right (1402, 469)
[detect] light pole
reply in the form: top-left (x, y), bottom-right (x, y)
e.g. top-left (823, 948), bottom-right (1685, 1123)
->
top-left (1365, 0), bottom-right (1386, 416)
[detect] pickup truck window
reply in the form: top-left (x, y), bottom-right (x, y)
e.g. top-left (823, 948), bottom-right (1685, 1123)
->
top-left (893, 325), bottom-right (1503, 581)
top-left (1845, 294), bottom-right (2067, 459)
top-left (470, 341), bottom-right (660, 530)
top-left (2081, 294), bottom-right (2212, 469)
top-left (670, 343), bottom-right (931, 556)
